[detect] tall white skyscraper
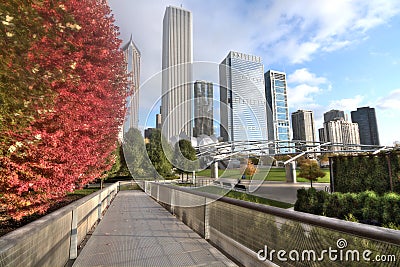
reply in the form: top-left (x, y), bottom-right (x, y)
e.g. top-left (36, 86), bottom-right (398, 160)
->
top-left (265, 70), bottom-right (291, 153)
top-left (161, 6), bottom-right (193, 141)
top-left (122, 35), bottom-right (140, 130)
top-left (219, 51), bottom-right (267, 142)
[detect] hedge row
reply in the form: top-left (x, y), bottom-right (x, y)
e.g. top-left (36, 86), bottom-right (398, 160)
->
top-left (294, 188), bottom-right (400, 227)
top-left (331, 151), bottom-right (400, 194)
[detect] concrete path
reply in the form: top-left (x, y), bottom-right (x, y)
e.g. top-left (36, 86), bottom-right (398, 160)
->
top-left (72, 190), bottom-right (237, 267)
top-left (250, 181), bottom-right (327, 204)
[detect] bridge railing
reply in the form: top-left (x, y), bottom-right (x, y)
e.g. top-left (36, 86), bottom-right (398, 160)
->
top-left (142, 181), bottom-right (400, 267)
top-left (0, 182), bottom-right (120, 267)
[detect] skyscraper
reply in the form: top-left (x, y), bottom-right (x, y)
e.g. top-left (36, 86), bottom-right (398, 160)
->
top-left (193, 81), bottom-right (213, 137)
top-left (321, 119), bottom-right (360, 151)
top-left (291, 110), bottom-right (316, 150)
top-left (324, 109), bottom-right (345, 123)
top-left (265, 70), bottom-right (290, 153)
top-left (319, 109), bottom-right (361, 151)
top-left (351, 107), bottom-right (380, 147)
top-left (122, 35), bottom-right (140, 130)
top-left (219, 51), bottom-right (267, 142)
top-left (161, 6), bottom-right (193, 141)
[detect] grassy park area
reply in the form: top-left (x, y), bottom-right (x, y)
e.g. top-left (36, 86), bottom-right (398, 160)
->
top-left (196, 167), bottom-right (330, 183)
top-left (194, 186), bottom-right (293, 209)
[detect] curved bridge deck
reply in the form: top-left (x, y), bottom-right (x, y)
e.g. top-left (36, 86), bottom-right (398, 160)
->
top-left (72, 190), bottom-right (236, 267)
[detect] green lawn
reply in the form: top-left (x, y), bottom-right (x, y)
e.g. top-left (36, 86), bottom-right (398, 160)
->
top-left (194, 186), bottom-right (293, 209)
top-left (196, 167), bottom-right (330, 183)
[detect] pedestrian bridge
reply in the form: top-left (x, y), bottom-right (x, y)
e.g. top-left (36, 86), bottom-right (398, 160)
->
top-left (1, 181), bottom-right (399, 267)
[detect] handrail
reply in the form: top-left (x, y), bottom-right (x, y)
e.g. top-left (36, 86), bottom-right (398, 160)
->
top-left (155, 182), bottom-right (400, 245)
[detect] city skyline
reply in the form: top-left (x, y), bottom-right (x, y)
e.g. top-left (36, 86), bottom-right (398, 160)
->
top-left (109, 1), bottom-right (400, 145)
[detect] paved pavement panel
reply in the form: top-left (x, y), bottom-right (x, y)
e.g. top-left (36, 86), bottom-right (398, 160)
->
top-left (73, 190), bottom-right (237, 267)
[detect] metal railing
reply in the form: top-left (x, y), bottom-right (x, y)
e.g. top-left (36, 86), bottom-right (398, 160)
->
top-left (142, 181), bottom-right (400, 267)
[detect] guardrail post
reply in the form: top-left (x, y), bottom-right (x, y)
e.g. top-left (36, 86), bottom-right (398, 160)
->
top-left (69, 208), bottom-right (78, 259)
top-left (171, 189), bottom-right (175, 215)
top-left (204, 197), bottom-right (210, 240)
top-left (97, 192), bottom-right (102, 221)
top-left (107, 189), bottom-right (111, 206)
top-left (157, 184), bottom-right (160, 202)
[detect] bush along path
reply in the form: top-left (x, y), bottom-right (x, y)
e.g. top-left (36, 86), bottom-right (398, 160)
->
top-left (294, 187), bottom-right (400, 230)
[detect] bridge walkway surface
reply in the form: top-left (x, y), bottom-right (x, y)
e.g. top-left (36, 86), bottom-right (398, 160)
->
top-left (72, 190), bottom-right (237, 267)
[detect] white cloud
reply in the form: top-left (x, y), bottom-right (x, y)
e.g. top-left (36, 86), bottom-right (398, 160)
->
top-left (287, 68), bottom-right (329, 109)
top-left (328, 95), bottom-right (364, 112)
top-left (376, 89), bottom-right (400, 110)
top-left (288, 68), bottom-right (327, 85)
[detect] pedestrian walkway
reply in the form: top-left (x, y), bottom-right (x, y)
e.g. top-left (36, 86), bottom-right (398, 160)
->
top-left (72, 190), bottom-right (237, 267)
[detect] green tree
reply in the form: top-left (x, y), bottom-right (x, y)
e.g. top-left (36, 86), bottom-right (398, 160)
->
top-left (145, 129), bottom-right (173, 179)
top-left (123, 128), bottom-right (148, 178)
top-left (298, 159), bottom-right (325, 187)
top-left (173, 139), bottom-right (198, 181)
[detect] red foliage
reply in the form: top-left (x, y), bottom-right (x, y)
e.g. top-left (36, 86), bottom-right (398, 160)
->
top-left (0, 0), bottom-right (127, 220)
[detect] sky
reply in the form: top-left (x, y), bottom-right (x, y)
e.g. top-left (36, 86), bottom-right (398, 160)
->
top-left (108, 0), bottom-right (400, 146)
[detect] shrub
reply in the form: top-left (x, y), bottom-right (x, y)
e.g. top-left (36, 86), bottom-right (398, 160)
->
top-left (294, 188), bottom-right (307, 212)
top-left (294, 187), bottom-right (323, 214)
top-left (382, 192), bottom-right (400, 225)
top-left (361, 191), bottom-right (382, 223)
top-left (325, 193), bottom-right (342, 218)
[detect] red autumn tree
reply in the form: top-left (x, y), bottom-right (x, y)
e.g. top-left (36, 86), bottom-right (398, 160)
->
top-left (0, 0), bottom-right (128, 220)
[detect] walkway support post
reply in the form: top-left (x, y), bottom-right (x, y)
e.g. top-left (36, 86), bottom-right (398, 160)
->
top-left (285, 161), bottom-right (297, 183)
top-left (211, 162), bottom-right (218, 178)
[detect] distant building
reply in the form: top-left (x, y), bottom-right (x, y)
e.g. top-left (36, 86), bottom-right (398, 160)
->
top-left (320, 118), bottom-right (360, 151)
top-left (122, 34), bottom-right (141, 130)
top-left (219, 51), bottom-right (267, 143)
top-left (144, 128), bottom-right (157, 143)
top-left (265, 70), bottom-right (291, 153)
top-left (291, 110), bottom-right (316, 150)
top-left (156, 106), bottom-right (162, 129)
top-left (161, 6), bottom-right (193, 141)
top-left (193, 81), bottom-right (213, 137)
top-left (351, 107), bottom-right (380, 147)
top-left (318, 128), bottom-right (326, 143)
top-left (324, 109), bottom-right (345, 123)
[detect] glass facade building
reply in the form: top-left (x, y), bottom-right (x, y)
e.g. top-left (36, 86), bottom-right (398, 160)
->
top-left (193, 81), bottom-right (213, 137)
top-left (351, 106), bottom-right (380, 147)
top-left (324, 109), bottom-right (345, 123)
top-left (265, 70), bottom-right (291, 153)
top-left (219, 51), bottom-right (267, 142)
